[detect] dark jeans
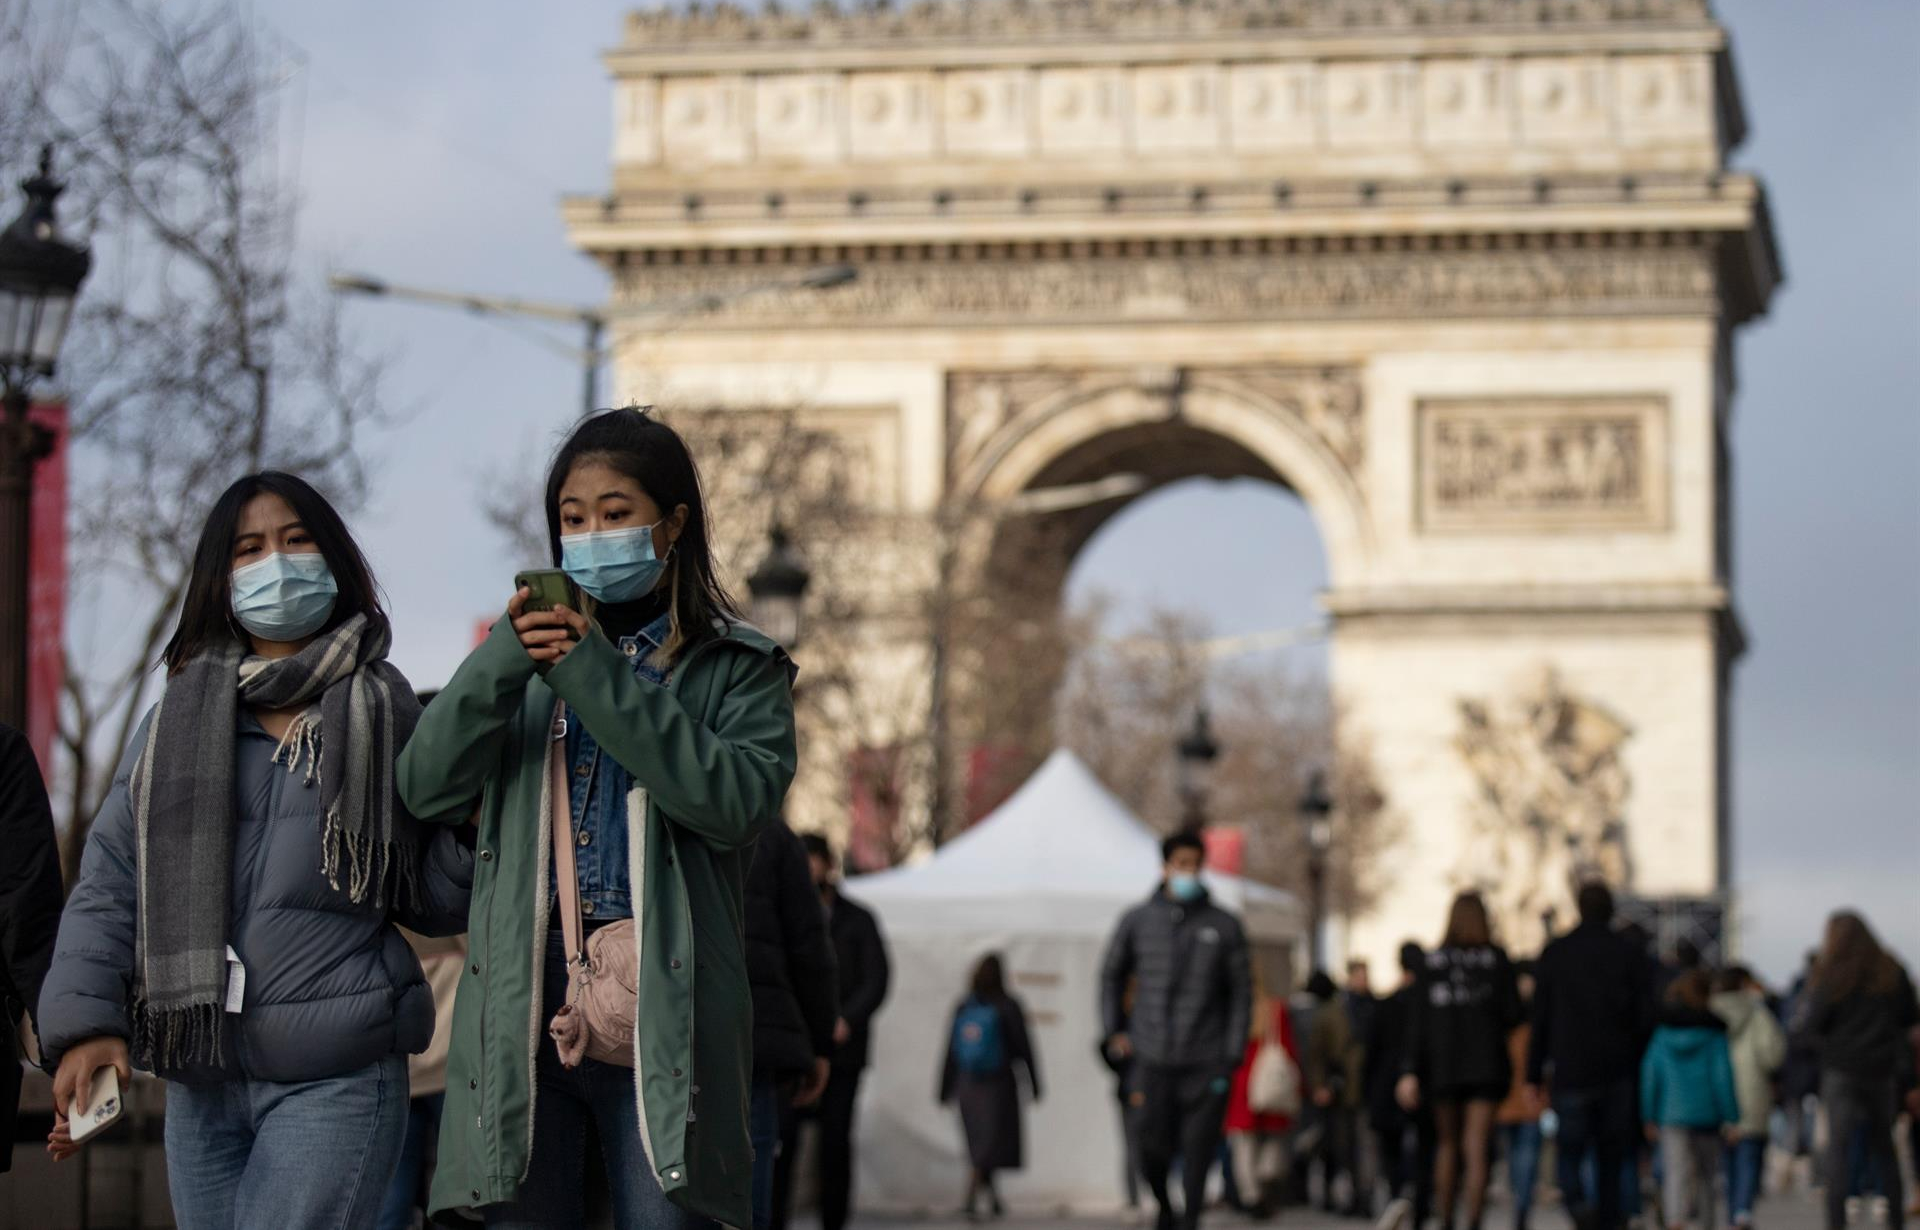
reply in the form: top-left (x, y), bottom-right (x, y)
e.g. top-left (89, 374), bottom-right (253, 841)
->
top-left (772, 1065), bottom-right (862, 1230)
top-left (1724, 1135), bottom-right (1765, 1225)
top-left (376, 1092), bottom-right (446, 1230)
top-left (1553, 1080), bottom-right (1638, 1230)
top-left (1377, 1109), bottom-right (1436, 1229)
top-left (485, 934), bottom-right (710, 1230)
top-left (1138, 1063), bottom-right (1232, 1230)
top-left (1823, 1073), bottom-right (1904, 1230)
top-left (1500, 1121), bottom-right (1544, 1230)
top-left (750, 1078), bottom-right (782, 1230)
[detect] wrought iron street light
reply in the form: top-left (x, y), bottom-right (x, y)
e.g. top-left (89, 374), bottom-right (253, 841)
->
top-left (1175, 705), bottom-right (1221, 829)
top-left (1298, 768), bottom-right (1334, 970)
top-left (0, 146), bottom-right (91, 730)
top-left (747, 524), bottom-right (811, 650)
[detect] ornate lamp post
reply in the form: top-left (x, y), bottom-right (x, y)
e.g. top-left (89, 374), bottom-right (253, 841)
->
top-left (1298, 769), bottom-right (1334, 970)
top-left (1175, 705), bottom-right (1221, 830)
top-left (0, 147), bottom-right (91, 730)
top-left (746, 524), bottom-right (811, 650)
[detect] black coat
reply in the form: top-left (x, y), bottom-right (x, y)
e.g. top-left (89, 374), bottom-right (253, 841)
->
top-left (940, 994), bottom-right (1041, 1173)
top-left (1, 724), bottom-right (62, 1173)
top-left (1100, 888), bottom-right (1252, 1072)
top-left (746, 821), bottom-right (839, 1079)
top-left (1403, 943), bottom-right (1523, 1098)
top-left (1364, 983), bottom-right (1419, 1130)
top-left (825, 888), bottom-right (890, 1071)
top-left (1791, 966), bottom-right (1920, 1083)
top-left (1527, 921), bottom-right (1655, 1091)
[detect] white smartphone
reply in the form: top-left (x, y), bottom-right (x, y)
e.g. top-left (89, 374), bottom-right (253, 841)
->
top-left (67, 1066), bottom-right (124, 1144)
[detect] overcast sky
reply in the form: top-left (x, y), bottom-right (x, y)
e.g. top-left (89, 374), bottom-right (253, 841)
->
top-left (235, 0), bottom-right (1917, 981)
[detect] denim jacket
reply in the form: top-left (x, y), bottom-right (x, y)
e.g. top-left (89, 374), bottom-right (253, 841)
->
top-left (550, 610), bottom-right (672, 920)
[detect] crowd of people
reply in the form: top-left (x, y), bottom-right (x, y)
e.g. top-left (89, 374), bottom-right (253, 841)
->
top-left (0, 406), bottom-right (1913, 1230)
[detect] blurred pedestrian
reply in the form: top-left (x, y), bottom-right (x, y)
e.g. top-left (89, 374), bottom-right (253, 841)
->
top-left (940, 953), bottom-right (1042, 1220)
top-left (1641, 971), bottom-right (1739, 1230)
top-left (1776, 952), bottom-right (1823, 1185)
top-left (1, 721), bottom-right (61, 1176)
top-left (1103, 978), bottom-right (1148, 1214)
top-left (1709, 967), bottom-right (1785, 1229)
top-left (1397, 891), bottom-right (1524, 1230)
top-left (1790, 911), bottom-right (1918, 1230)
top-left (39, 472), bottom-right (474, 1228)
top-left (397, 410), bottom-right (798, 1229)
top-left (1226, 975), bottom-right (1300, 1219)
top-left (1366, 943), bottom-right (1435, 1230)
top-left (1528, 883), bottom-right (1653, 1230)
top-left (1101, 830), bottom-right (1252, 1230)
top-left (1343, 961), bottom-right (1378, 1217)
top-left (746, 818), bottom-right (839, 1230)
top-left (1304, 970), bottom-right (1363, 1214)
top-left (775, 833), bottom-right (892, 1230)
top-left (1496, 963), bottom-right (1543, 1230)
top-left (377, 929), bottom-right (466, 1230)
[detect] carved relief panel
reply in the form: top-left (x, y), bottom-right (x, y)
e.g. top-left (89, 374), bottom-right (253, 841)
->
top-left (1417, 396), bottom-right (1669, 532)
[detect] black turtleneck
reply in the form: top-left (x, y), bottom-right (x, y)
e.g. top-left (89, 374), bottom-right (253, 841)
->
top-left (594, 588), bottom-right (670, 643)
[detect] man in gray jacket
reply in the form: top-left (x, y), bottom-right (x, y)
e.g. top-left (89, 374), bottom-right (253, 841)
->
top-left (1102, 830), bottom-right (1252, 1230)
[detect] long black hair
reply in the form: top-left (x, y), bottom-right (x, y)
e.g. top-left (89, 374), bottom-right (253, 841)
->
top-left (161, 471), bottom-right (384, 675)
top-left (970, 952), bottom-right (1007, 1001)
top-left (544, 408), bottom-right (740, 662)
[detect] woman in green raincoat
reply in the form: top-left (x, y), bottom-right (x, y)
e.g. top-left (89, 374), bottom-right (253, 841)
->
top-left (397, 409), bottom-right (797, 1229)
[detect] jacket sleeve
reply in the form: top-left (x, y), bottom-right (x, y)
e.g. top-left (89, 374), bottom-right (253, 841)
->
top-left (1009, 999), bottom-right (1043, 1101)
top-left (1222, 918), bottom-right (1252, 1071)
top-left (393, 823), bottom-right (475, 938)
top-left (773, 827), bottom-right (838, 1059)
top-left (841, 906), bottom-right (891, 1032)
top-left (0, 726), bottom-right (63, 1045)
top-left (37, 715), bottom-right (152, 1070)
top-left (1100, 911), bottom-right (1137, 1042)
top-left (396, 615), bottom-right (537, 824)
top-left (1752, 1004), bottom-right (1788, 1078)
top-left (1711, 1037), bottom-right (1740, 1125)
top-left (545, 629), bottom-right (795, 853)
top-left (1639, 1038), bottom-right (1662, 1125)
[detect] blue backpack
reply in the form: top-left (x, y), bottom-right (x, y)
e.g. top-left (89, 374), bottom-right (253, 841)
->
top-left (952, 1000), bottom-right (1005, 1076)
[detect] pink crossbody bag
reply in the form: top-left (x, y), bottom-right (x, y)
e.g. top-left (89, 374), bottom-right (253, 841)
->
top-left (546, 703), bottom-right (640, 1067)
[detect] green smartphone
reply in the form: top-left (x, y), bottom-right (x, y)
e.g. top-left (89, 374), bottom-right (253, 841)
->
top-left (514, 569), bottom-right (580, 614)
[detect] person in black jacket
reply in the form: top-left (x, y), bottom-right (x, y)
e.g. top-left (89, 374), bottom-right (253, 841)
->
top-left (1367, 942), bottom-right (1435, 1230)
top-left (1, 723), bottom-right (62, 1174)
top-left (1101, 830), bottom-right (1252, 1230)
top-left (1527, 882), bottom-right (1653, 1230)
top-left (1791, 910), bottom-right (1919, 1230)
top-left (940, 952), bottom-right (1042, 1219)
top-left (773, 834), bottom-right (892, 1230)
top-left (1398, 891), bottom-right (1522, 1230)
top-left (747, 819), bottom-right (840, 1230)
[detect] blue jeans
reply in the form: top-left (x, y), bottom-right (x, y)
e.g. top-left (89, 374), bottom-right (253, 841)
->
top-left (1500, 1121), bottom-right (1544, 1229)
top-left (1724, 1135), bottom-right (1765, 1224)
top-left (485, 933), bottom-right (711, 1230)
top-left (376, 1092), bottom-right (445, 1230)
top-left (750, 1077), bottom-right (782, 1230)
top-left (164, 1055), bottom-right (408, 1230)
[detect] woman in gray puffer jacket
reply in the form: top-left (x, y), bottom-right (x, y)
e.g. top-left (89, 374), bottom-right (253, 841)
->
top-left (37, 472), bottom-right (472, 1230)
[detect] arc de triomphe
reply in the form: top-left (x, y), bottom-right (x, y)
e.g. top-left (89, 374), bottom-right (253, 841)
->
top-left (564, 0), bottom-right (1778, 963)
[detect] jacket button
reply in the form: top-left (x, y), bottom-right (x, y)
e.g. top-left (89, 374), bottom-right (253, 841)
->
top-left (479, 849), bottom-right (492, 862)
top-left (578, 830), bottom-right (591, 847)
top-left (574, 762), bottom-right (591, 778)
top-left (669, 1170), bottom-right (681, 1182)
top-left (670, 958), bottom-right (682, 970)
top-left (469, 1079), bottom-right (477, 1090)
top-left (583, 901), bottom-right (596, 916)
top-left (472, 1190), bottom-right (480, 1201)
top-left (471, 963), bottom-right (480, 975)
top-left (672, 1067), bottom-right (682, 1077)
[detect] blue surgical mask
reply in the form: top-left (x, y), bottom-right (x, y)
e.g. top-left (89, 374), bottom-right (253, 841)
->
top-left (1167, 873), bottom-right (1204, 903)
top-left (560, 522), bottom-right (668, 603)
top-left (230, 552), bottom-right (338, 643)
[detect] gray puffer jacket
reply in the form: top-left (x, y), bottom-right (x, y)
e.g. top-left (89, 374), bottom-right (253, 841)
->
top-left (1100, 887), bottom-right (1251, 1071)
top-left (38, 707), bottom-right (473, 1084)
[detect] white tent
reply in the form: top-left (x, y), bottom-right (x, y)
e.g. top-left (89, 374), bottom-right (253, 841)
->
top-left (846, 750), bottom-right (1302, 1214)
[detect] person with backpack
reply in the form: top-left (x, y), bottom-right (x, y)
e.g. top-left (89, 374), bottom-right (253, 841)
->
top-left (1641, 970), bottom-right (1740, 1230)
top-left (940, 953), bottom-right (1041, 1220)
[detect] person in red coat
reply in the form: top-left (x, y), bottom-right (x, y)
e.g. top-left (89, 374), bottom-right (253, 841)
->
top-left (1226, 989), bottom-right (1300, 1219)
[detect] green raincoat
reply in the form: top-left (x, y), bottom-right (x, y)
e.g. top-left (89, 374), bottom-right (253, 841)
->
top-left (397, 614), bottom-right (796, 1227)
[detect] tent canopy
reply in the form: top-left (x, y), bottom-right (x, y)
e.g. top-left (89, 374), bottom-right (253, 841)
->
top-left (854, 749), bottom-right (1302, 942)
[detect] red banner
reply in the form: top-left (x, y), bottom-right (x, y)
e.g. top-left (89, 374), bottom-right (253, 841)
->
top-left (965, 743), bottom-right (1027, 830)
top-left (846, 744), bottom-right (902, 873)
top-left (1203, 825), bottom-right (1246, 876)
top-left (27, 402), bottom-right (65, 777)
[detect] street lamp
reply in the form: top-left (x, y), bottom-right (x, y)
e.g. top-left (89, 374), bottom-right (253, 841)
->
top-left (0, 146), bottom-right (91, 730)
top-left (1175, 705), bottom-right (1221, 829)
top-left (746, 524), bottom-right (811, 650)
top-left (1298, 768), bottom-right (1334, 970)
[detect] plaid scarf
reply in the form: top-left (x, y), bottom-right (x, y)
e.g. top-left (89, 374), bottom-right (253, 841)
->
top-left (129, 613), bottom-right (420, 1071)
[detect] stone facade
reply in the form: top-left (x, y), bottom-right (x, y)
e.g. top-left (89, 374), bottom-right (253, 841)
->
top-left (568, 0), bottom-right (1776, 966)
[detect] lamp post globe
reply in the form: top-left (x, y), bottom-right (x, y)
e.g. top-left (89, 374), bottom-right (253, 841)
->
top-left (1175, 704), bottom-right (1221, 828)
top-left (0, 145), bottom-right (91, 732)
top-left (746, 524), bottom-right (811, 650)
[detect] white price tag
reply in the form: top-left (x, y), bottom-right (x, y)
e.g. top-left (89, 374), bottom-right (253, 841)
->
top-left (223, 944), bottom-right (246, 1014)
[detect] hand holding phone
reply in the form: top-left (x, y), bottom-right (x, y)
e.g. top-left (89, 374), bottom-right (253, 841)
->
top-left (513, 569), bottom-right (579, 615)
top-left (68, 1066), bottom-right (124, 1144)
top-left (509, 574), bottom-right (591, 668)
top-left (48, 1036), bottom-right (130, 1161)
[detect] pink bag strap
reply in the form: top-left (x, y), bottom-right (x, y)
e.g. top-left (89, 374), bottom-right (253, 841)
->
top-left (549, 702), bottom-right (585, 971)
